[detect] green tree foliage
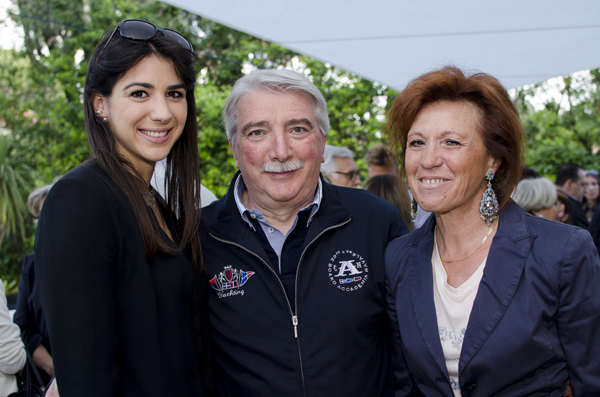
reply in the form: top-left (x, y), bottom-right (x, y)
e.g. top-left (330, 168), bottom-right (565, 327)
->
top-left (0, 135), bottom-right (33, 246)
top-left (2, 0), bottom-right (599, 289)
top-left (515, 70), bottom-right (600, 178)
top-left (0, 0), bottom-right (395, 285)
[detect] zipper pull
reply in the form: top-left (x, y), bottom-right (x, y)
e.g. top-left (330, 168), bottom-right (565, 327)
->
top-left (292, 315), bottom-right (298, 338)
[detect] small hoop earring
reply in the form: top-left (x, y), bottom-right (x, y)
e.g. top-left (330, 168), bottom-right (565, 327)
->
top-left (480, 171), bottom-right (499, 225)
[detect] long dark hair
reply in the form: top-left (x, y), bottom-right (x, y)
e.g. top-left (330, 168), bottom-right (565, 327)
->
top-left (83, 26), bottom-right (202, 268)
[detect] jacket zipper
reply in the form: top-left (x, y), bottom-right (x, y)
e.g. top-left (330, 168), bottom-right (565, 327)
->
top-left (291, 218), bottom-right (352, 394)
top-left (209, 216), bottom-right (352, 394)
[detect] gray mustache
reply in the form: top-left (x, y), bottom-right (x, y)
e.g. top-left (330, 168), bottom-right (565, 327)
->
top-left (262, 160), bottom-right (304, 173)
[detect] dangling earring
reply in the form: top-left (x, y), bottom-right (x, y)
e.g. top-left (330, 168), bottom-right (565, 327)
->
top-left (410, 197), bottom-right (418, 223)
top-left (480, 171), bottom-right (499, 225)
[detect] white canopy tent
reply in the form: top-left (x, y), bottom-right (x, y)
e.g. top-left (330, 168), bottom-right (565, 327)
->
top-left (162, 0), bottom-right (600, 91)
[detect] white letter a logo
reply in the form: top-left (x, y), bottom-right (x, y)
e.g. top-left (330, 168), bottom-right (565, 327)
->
top-left (335, 260), bottom-right (363, 277)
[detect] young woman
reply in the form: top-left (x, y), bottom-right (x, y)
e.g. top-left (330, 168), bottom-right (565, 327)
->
top-left (35, 20), bottom-right (214, 396)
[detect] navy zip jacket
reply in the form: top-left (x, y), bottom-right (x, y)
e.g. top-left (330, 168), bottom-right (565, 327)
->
top-left (201, 172), bottom-right (409, 396)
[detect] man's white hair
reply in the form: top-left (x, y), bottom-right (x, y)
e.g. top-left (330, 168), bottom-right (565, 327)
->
top-left (223, 69), bottom-right (330, 142)
top-left (321, 145), bottom-right (354, 178)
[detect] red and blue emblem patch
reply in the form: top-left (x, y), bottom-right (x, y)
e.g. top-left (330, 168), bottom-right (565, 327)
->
top-left (209, 266), bottom-right (255, 298)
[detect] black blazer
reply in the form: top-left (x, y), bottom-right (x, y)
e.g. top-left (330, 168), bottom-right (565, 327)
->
top-left (35, 161), bottom-right (214, 397)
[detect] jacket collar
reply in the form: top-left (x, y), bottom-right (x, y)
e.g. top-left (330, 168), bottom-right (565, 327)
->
top-left (207, 171), bottom-right (351, 248)
top-left (459, 200), bottom-right (535, 372)
top-left (406, 201), bottom-right (535, 376)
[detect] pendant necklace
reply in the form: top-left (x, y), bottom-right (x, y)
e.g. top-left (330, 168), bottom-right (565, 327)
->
top-left (439, 226), bottom-right (493, 263)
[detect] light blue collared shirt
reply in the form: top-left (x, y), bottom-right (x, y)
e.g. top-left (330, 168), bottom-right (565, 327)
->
top-left (233, 174), bottom-right (322, 273)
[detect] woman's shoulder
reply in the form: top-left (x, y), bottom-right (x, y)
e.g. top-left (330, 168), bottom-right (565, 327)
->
top-left (45, 160), bottom-right (126, 215)
top-left (386, 223), bottom-right (429, 267)
top-left (518, 212), bottom-right (596, 268)
top-left (525, 212), bottom-right (587, 241)
top-left (501, 200), bottom-right (586, 242)
top-left (54, 160), bottom-right (112, 190)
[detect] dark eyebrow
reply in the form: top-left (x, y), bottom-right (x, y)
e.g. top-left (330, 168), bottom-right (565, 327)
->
top-left (241, 121), bottom-right (270, 134)
top-left (284, 118), bottom-right (315, 130)
top-left (168, 84), bottom-right (186, 90)
top-left (122, 83), bottom-right (185, 91)
top-left (123, 82), bottom-right (153, 90)
top-left (408, 130), bottom-right (464, 138)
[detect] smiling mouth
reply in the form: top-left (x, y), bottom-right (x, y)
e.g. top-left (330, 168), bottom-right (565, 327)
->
top-left (140, 129), bottom-right (169, 138)
top-left (420, 178), bottom-right (447, 184)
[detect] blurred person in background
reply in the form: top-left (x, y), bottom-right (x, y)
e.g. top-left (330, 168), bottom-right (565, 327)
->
top-left (511, 177), bottom-right (559, 220)
top-left (556, 190), bottom-right (572, 224)
top-left (320, 145), bottom-right (362, 187)
top-left (520, 167), bottom-right (541, 180)
top-left (364, 143), bottom-right (397, 178)
top-left (385, 66), bottom-right (600, 396)
top-left (364, 144), bottom-right (429, 229)
top-left (0, 277), bottom-right (26, 397)
top-left (588, 203), bottom-right (600, 258)
top-left (35, 19), bottom-right (214, 396)
top-left (363, 174), bottom-right (413, 231)
top-left (582, 170), bottom-right (600, 223)
top-left (152, 158), bottom-right (217, 207)
top-left (14, 183), bottom-right (56, 385)
top-left (555, 162), bottom-right (589, 228)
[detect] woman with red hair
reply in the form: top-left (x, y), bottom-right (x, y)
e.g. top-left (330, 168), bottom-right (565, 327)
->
top-left (385, 66), bottom-right (600, 396)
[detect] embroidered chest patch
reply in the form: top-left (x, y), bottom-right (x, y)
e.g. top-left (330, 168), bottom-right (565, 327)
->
top-left (327, 250), bottom-right (369, 291)
top-left (209, 265), bottom-right (255, 299)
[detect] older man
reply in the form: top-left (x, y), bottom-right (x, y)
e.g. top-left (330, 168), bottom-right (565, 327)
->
top-left (200, 69), bottom-right (410, 396)
top-left (320, 144), bottom-right (362, 188)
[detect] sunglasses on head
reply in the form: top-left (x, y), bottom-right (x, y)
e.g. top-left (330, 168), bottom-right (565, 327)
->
top-left (102, 19), bottom-right (193, 53)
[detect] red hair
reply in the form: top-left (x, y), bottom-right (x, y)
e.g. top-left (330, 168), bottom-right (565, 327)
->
top-left (387, 66), bottom-right (525, 208)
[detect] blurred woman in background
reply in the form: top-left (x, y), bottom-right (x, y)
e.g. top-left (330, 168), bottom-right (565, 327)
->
top-left (582, 170), bottom-right (600, 222)
top-left (511, 177), bottom-right (559, 221)
top-left (363, 174), bottom-right (413, 230)
top-left (556, 190), bottom-right (573, 224)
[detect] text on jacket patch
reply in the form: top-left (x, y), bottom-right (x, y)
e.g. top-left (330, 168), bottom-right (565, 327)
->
top-left (327, 250), bottom-right (369, 291)
top-left (209, 265), bottom-right (255, 299)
